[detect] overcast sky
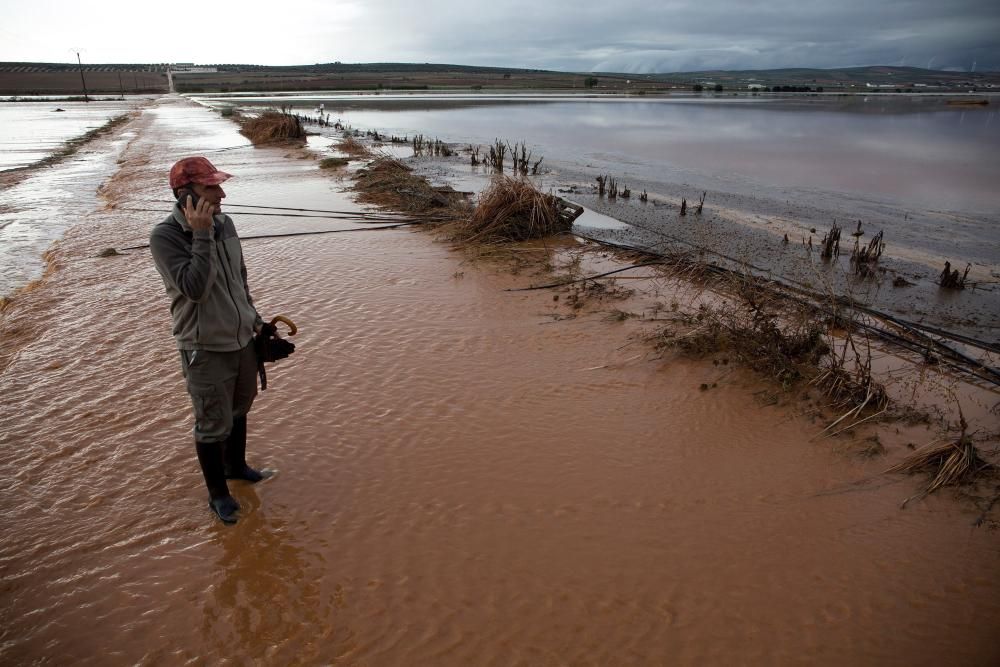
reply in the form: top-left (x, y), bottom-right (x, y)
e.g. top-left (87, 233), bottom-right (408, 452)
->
top-left (2, 0), bottom-right (998, 72)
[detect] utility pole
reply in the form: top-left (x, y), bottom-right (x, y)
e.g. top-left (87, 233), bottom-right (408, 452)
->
top-left (74, 50), bottom-right (89, 102)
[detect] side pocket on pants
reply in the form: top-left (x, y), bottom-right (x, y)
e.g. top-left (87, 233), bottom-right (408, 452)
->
top-left (190, 383), bottom-right (228, 442)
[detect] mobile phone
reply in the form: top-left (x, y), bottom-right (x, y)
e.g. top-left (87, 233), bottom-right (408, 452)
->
top-left (176, 188), bottom-right (201, 209)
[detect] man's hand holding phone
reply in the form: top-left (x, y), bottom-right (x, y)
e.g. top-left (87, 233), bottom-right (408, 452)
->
top-left (182, 192), bottom-right (215, 232)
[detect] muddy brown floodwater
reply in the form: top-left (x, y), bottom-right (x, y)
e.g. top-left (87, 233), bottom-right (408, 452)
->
top-left (1, 97), bottom-right (998, 666)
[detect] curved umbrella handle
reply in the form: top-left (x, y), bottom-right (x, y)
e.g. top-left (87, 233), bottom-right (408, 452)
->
top-left (269, 315), bottom-right (298, 336)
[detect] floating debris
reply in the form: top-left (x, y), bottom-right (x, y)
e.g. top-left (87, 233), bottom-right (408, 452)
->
top-left (884, 413), bottom-right (993, 507)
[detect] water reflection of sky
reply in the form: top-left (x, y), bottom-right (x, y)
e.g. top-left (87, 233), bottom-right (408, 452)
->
top-left (200, 95), bottom-right (999, 215)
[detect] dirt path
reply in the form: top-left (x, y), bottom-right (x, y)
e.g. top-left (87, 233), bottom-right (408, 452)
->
top-left (1, 97), bottom-right (998, 666)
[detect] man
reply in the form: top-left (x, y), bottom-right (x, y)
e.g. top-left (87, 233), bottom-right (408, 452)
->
top-left (150, 156), bottom-right (271, 525)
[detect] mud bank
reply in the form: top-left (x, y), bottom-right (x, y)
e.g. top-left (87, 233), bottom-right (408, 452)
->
top-left (1, 97), bottom-right (999, 665)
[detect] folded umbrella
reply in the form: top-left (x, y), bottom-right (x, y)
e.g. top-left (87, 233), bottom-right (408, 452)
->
top-left (256, 315), bottom-right (297, 390)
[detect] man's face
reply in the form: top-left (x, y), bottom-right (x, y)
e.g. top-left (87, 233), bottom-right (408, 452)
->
top-left (192, 183), bottom-right (226, 214)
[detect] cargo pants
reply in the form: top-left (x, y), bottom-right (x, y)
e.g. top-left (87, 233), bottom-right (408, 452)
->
top-left (179, 342), bottom-right (258, 443)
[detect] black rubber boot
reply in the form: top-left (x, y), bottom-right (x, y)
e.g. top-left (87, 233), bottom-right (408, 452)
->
top-left (195, 440), bottom-right (240, 524)
top-left (224, 416), bottom-right (271, 482)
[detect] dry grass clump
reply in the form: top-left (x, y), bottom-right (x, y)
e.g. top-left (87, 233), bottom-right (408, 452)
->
top-left (337, 136), bottom-right (369, 156)
top-left (811, 328), bottom-right (889, 436)
top-left (665, 274), bottom-right (828, 386)
top-left (319, 157), bottom-right (349, 169)
top-left (239, 110), bottom-right (305, 145)
top-left (353, 156), bottom-right (466, 218)
top-left (564, 279), bottom-right (635, 310)
top-left (885, 416), bottom-right (994, 507)
top-left (452, 176), bottom-right (569, 244)
top-left (656, 268), bottom-right (896, 436)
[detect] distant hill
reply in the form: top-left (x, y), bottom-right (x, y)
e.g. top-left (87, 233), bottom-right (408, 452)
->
top-left (0, 62), bottom-right (996, 95)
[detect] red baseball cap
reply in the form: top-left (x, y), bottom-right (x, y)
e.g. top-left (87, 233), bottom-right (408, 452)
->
top-left (169, 156), bottom-right (232, 189)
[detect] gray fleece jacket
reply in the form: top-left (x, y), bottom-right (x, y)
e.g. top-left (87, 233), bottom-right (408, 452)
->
top-left (150, 204), bottom-right (263, 352)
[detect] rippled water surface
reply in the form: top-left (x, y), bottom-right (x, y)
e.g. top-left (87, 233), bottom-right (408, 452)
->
top-left (1, 97), bottom-right (998, 665)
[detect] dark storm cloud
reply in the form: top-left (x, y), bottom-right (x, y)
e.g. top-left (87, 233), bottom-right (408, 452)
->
top-left (3, 0), bottom-right (996, 71)
top-left (370, 0), bottom-right (1000, 72)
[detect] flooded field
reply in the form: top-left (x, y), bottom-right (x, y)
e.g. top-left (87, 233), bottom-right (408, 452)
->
top-left (0, 98), bottom-right (148, 171)
top-left (0, 97), bottom-right (153, 296)
top-left (1, 97), bottom-right (999, 665)
top-left (198, 92), bottom-right (1000, 232)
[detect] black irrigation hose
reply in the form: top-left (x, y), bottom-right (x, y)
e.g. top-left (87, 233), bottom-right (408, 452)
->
top-left (221, 211), bottom-right (406, 222)
top-left (115, 208), bottom-right (428, 224)
top-left (146, 201), bottom-right (408, 217)
top-left (207, 137), bottom-right (296, 153)
top-left (592, 218), bottom-right (797, 289)
top-left (576, 231), bottom-right (999, 356)
top-left (164, 209), bottom-right (408, 222)
top-left (505, 262), bottom-right (667, 291)
top-left (843, 305), bottom-right (1000, 355)
top-left (137, 203), bottom-right (452, 224)
top-left (119, 221), bottom-right (422, 251)
top-left (860, 320), bottom-right (1000, 385)
top-left (850, 318), bottom-right (1000, 386)
top-left (219, 203), bottom-right (388, 216)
